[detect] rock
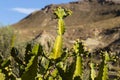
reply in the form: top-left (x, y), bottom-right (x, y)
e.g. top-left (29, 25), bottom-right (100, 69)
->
top-left (33, 31), bottom-right (55, 53)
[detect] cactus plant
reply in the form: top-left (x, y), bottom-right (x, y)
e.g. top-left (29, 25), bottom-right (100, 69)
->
top-left (0, 7), bottom-right (119, 80)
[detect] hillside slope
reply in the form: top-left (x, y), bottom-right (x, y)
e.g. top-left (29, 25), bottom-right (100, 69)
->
top-left (12, 0), bottom-right (120, 53)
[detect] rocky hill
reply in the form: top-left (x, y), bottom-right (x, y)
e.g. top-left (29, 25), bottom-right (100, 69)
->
top-left (12, 0), bottom-right (120, 53)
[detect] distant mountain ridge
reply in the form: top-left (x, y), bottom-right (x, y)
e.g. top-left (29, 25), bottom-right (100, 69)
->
top-left (12, 0), bottom-right (120, 53)
top-left (13, 0), bottom-right (120, 27)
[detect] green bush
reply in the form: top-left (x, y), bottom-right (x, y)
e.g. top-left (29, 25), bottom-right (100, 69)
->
top-left (0, 26), bottom-right (15, 58)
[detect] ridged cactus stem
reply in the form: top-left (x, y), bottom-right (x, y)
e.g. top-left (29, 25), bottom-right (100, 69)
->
top-left (96, 52), bottom-right (110, 80)
top-left (49, 7), bottom-right (72, 60)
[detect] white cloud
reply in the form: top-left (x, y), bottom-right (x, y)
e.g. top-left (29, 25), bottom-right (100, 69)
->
top-left (12, 8), bottom-right (39, 14)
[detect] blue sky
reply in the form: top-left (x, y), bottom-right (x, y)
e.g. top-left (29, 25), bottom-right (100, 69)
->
top-left (0, 0), bottom-right (78, 25)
